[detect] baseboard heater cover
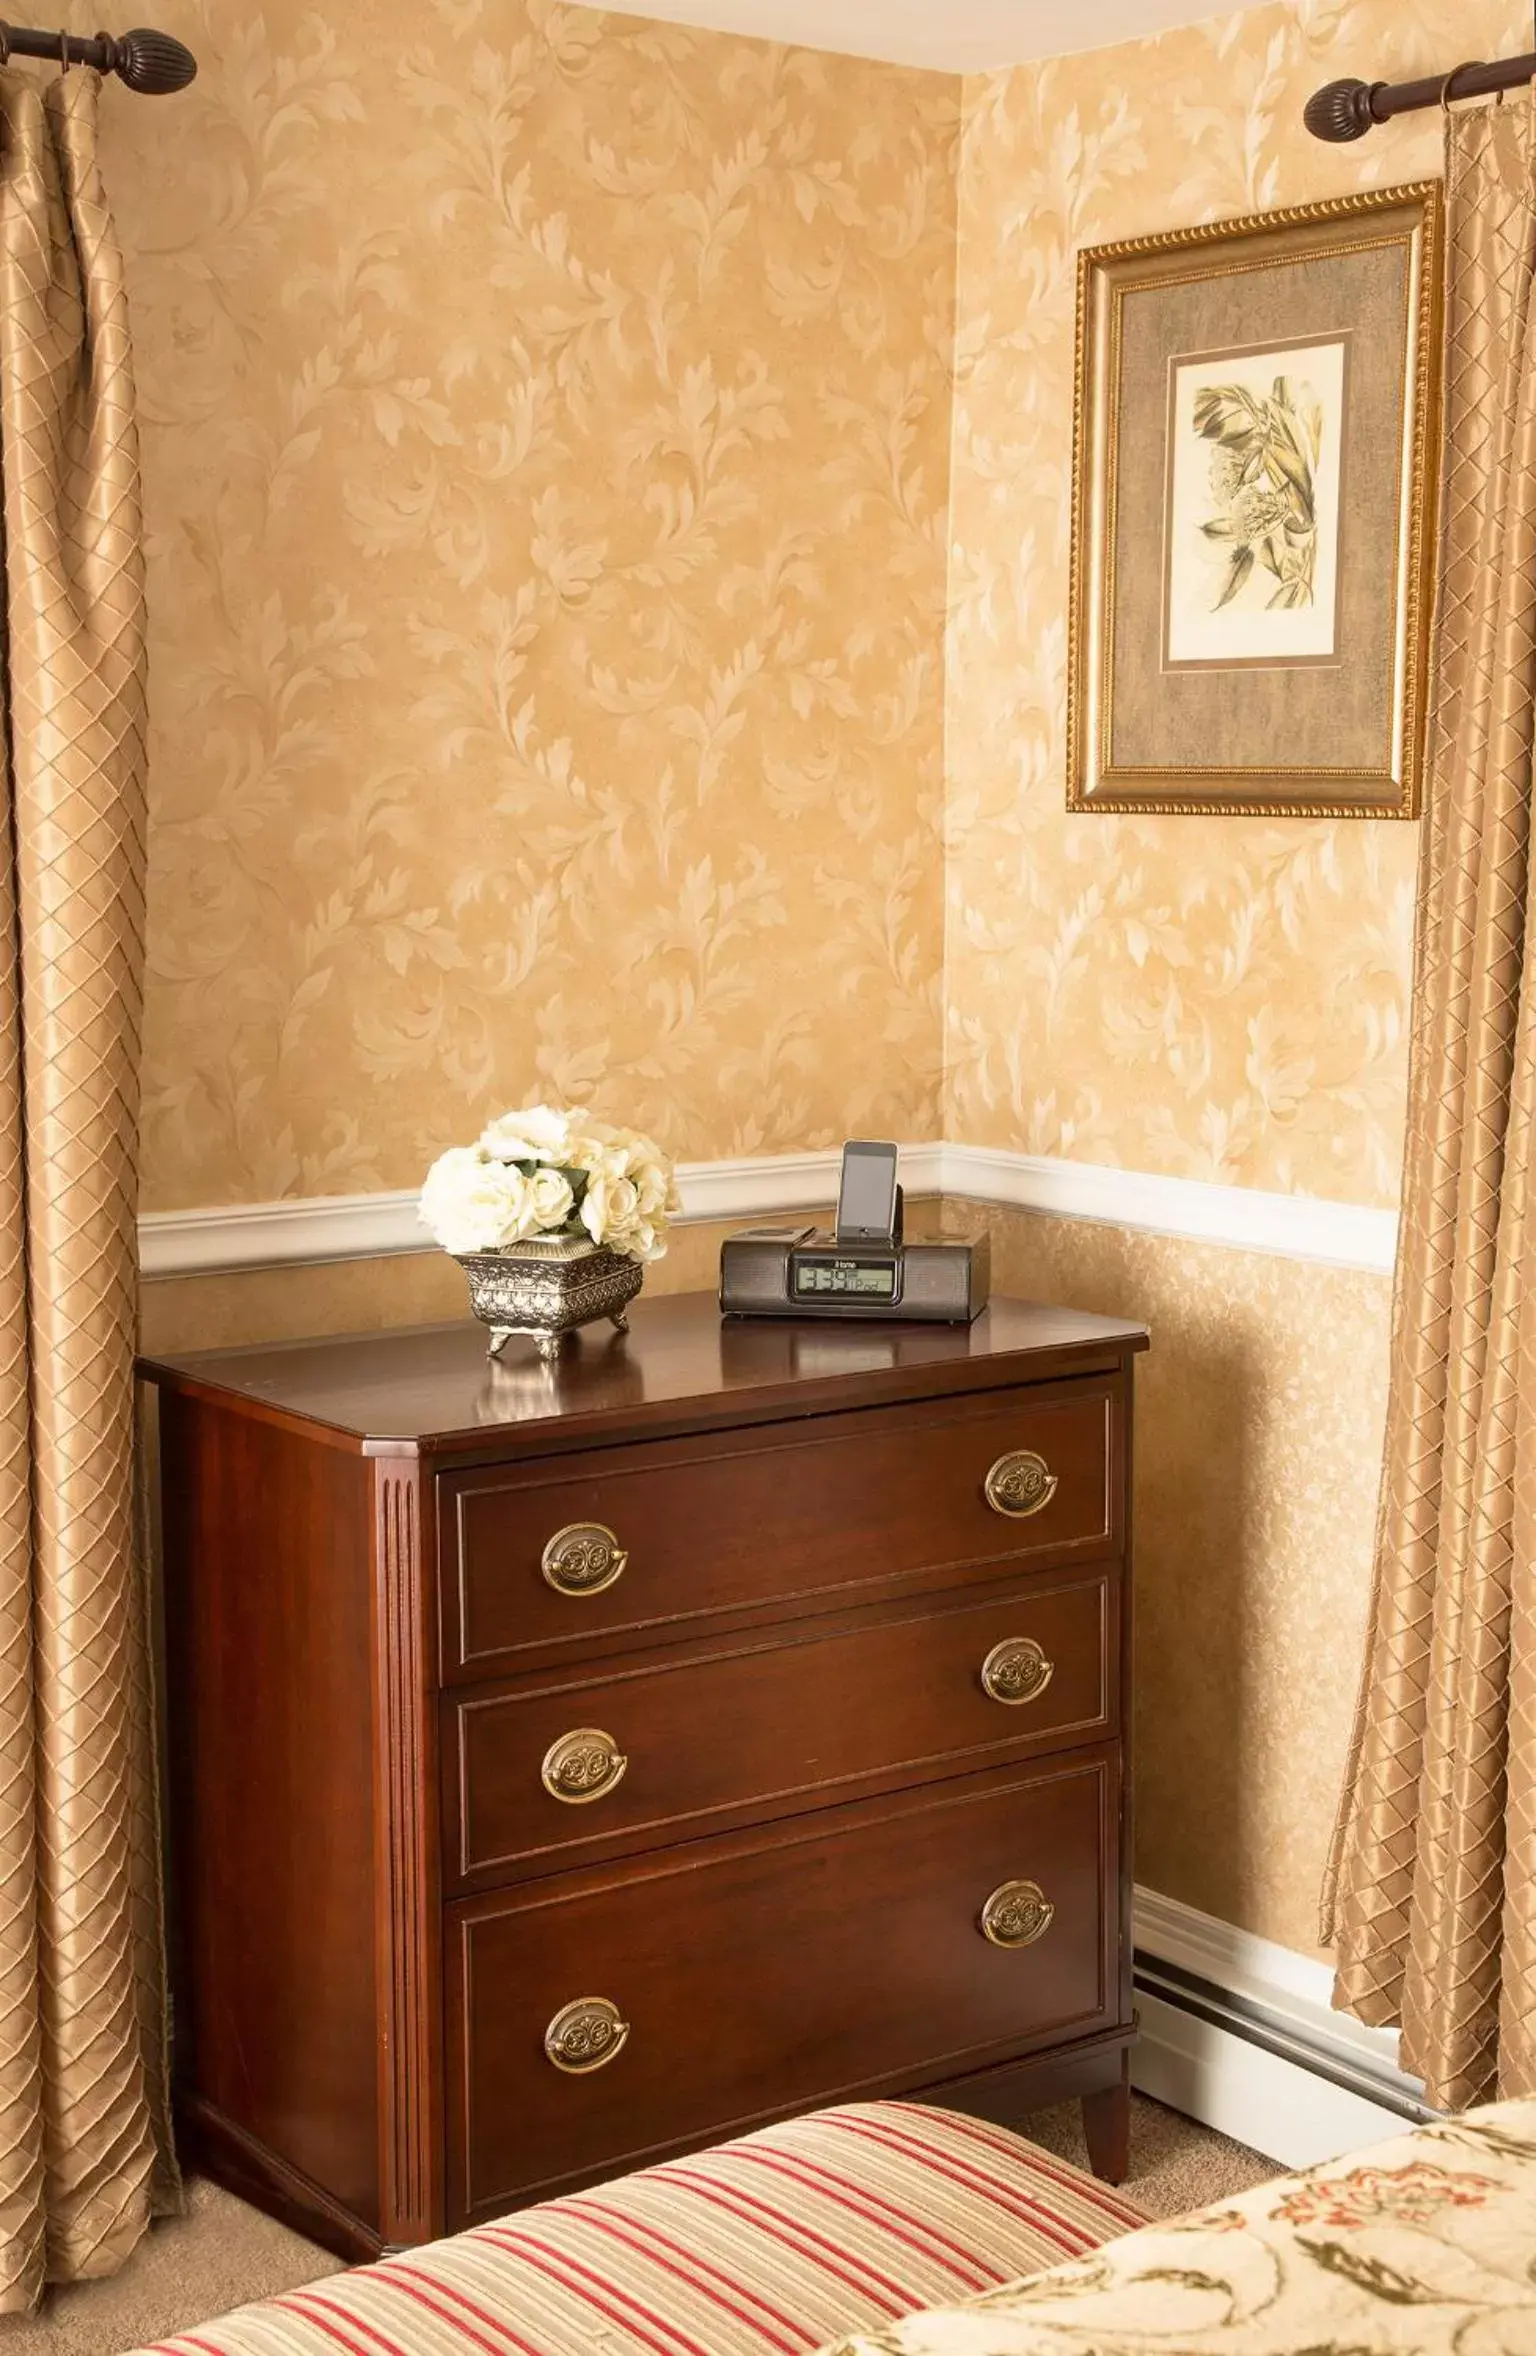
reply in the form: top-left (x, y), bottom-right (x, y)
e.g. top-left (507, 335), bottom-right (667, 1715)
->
top-left (1131, 1949), bottom-right (1433, 2167)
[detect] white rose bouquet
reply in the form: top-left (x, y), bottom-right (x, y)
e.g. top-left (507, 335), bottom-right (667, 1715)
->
top-left (419, 1106), bottom-right (680, 1265)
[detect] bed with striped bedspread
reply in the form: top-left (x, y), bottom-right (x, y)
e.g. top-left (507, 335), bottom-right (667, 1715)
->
top-left (133, 2104), bottom-right (1147, 2356)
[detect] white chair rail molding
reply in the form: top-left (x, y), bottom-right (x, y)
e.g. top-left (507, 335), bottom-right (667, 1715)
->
top-left (137, 1143), bottom-right (1399, 1282)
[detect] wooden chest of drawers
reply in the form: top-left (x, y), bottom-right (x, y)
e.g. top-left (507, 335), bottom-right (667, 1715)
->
top-left (141, 1292), bottom-right (1147, 2259)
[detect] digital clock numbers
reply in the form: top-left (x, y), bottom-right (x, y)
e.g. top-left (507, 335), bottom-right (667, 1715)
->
top-left (792, 1257), bottom-right (898, 1300)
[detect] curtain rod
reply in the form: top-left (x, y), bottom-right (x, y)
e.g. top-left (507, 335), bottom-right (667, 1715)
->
top-left (1306, 53), bottom-right (1534, 141)
top-left (0, 21), bottom-right (195, 92)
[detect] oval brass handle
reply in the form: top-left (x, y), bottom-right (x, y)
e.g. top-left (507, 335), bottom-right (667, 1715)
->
top-left (544, 1996), bottom-right (630, 2074)
top-left (980, 1879), bottom-right (1056, 1949)
top-left (542, 1727), bottom-right (629, 1805)
top-left (984, 1450), bottom-right (1058, 1519)
top-left (980, 1638), bottom-right (1055, 1707)
top-left (542, 1521), bottom-right (628, 1597)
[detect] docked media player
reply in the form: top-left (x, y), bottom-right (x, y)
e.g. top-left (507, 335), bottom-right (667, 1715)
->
top-left (719, 1140), bottom-right (990, 1326)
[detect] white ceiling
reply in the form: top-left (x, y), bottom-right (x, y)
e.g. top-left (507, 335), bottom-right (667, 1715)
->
top-left (573, 0), bottom-right (1268, 73)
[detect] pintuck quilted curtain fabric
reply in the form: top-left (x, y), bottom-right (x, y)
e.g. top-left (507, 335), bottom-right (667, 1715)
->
top-left (1324, 93), bottom-right (1536, 2109)
top-left (0, 67), bottom-right (174, 2308)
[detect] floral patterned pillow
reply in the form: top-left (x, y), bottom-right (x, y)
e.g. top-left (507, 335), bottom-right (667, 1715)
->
top-left (816, 2103), bottom-right (1536, 2356)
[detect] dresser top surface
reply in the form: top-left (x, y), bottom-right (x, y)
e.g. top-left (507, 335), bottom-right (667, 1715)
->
top-left (138, 1291), bottom-right (1148, 1454)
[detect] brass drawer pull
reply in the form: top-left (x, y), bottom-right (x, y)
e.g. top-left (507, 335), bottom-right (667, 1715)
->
top-left (545, 1996), bottom-right (630, 2074)
top-left (542, 1521), bottom-right (628, 1597)
top-left (980, 1879), bottom-right (1055, 1949)
top-left (542, 1727), bottom-right (628, 1805)
top-left (980, 1638), bottom-right (1055, 1707)
top-left (984, 1450), bottom-right (1058, 1519)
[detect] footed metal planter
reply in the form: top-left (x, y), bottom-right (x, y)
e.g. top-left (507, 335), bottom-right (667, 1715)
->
top-left (455, 1235), bottom-right (643, 1361)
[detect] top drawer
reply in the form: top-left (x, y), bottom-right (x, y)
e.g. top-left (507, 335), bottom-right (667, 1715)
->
top-left (438, 1377), bottom-right (1120, 1682)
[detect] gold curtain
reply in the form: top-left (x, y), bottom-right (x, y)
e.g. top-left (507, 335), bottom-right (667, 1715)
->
top-left (1325, 93), bottom-right (1536, 2109)
top-left (0, 68), bottom-right (174, 2308)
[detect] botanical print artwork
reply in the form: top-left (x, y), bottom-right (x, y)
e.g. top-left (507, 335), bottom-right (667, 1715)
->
top-left (1164, 337), bottom-right (1347, 668)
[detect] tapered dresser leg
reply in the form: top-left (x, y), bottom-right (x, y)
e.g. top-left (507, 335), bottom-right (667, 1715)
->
top-left (1081, 2053), bottom-right (1131, 2184)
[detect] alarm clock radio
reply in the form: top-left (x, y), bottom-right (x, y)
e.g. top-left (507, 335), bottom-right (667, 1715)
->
top-left (719, 1140), bottom-right (990, 1325)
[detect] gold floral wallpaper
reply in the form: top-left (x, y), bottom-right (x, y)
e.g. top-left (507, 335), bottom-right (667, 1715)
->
top-left (93, 0), bottom-right (956, 1210)
top-left (946, 0), bottom-right (1527, 1206)
top-left (98, 0), bottom-right (1527, 1216)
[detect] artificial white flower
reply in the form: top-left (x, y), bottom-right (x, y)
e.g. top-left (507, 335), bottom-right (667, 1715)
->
top-left (479, 1104), bottom-right (574, 1164)
top-left (527, 1166), bottom-right (575, 1231)
top-left (581, 1171), bottom-right (641, 1250)
top-left (425, 1109), bottom-right (676, 1266)
top-left (562, 1128), bottom-right (625, 1179)
top-left (419, 1148), bottom-right (535, 1255)
top-left (631, 1153), bottom-right (674, 1219)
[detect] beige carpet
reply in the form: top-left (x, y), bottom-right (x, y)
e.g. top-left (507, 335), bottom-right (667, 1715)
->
top-left (1, 2097), bottom-right (1271, 2356)
top-left (1024, 2090), bottom-right (1278, 2217)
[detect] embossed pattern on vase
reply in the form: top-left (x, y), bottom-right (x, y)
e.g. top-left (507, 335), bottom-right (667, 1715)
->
top-left (457, 1245), bottom-right (643, 1360)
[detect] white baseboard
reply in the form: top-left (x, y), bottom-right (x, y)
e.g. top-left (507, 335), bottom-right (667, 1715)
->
top-left (139, 1141), bottom-right (1396, 1281)
top-left (1133, 1885), bottom-right (1428, 2167)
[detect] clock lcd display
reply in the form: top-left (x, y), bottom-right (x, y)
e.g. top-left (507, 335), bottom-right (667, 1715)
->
top-left (793, 1258), bottom-right (897, 1299)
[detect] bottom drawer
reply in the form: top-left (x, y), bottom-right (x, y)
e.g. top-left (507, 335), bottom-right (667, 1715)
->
top-left (447, 1749), bottom-right (1120, 2221)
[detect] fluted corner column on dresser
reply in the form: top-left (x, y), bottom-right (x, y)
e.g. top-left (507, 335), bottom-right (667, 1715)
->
top-left (371, 1452), bottom-right (444, 2250)
top-left (143, 1292), bottom-right (1147, 2259)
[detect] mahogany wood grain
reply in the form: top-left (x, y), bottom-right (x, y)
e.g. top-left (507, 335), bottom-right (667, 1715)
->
top-left (446, 1750), bottom-right (1119, 2222)
top-left (935, 2025), bottom-right (1131, 2130)
top-left (144, 1293), bottom-right (1145, 2255)
top-left (370, 1455), bottom-right (445, 2245)
top-left (177, 2094), bottom-right (387, 2266)
top-left (448, 1570), bottom-right (1117, 1888)
top-left (442, 1379), bottom-right (1118, 1680)
top-left (160, 1393), bottom-right (381, 2232)
top-left (140, 1292), bottom-right (1148, 1457)
top-left (1082, 2051), bottom-right (1132, 2184)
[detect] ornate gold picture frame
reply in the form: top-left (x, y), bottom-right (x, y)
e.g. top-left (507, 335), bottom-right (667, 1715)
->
top-left (1067, 183), bottom-right (1443, 818)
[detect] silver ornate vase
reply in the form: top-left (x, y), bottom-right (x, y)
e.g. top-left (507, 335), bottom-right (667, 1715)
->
top-left (455, 1234), bottom-right (644, 1361)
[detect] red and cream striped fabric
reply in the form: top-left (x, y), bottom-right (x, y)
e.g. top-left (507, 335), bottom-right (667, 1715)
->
top-left (132, 2105), bottom-right (1147, 2356)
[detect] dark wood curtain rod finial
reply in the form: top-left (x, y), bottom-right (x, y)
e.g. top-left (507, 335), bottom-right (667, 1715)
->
top-left (110, 27), bottom-right (197, 92)
top-left (1304, 78), bottom-right (1382, 142)
top-left (1306, 50), bottom-right (1534, 139)
top-left (0, 20), bottom-right (196, 91)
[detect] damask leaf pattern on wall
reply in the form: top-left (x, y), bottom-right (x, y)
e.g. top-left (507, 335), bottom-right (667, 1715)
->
top-left (946, 0), bottom-right (1528, 1205)
top-left (85, 0), bottom-right (1533, 1214)
top-left (91, 0), bottom-right (956, 1206)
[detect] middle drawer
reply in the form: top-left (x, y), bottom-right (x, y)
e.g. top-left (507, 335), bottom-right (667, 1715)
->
top-left (445, 1568), bottom-right (1117, 1890)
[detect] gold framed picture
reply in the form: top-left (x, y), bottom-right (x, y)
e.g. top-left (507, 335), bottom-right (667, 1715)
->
top-left (1067, 183), bottom-right (1443, 819)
